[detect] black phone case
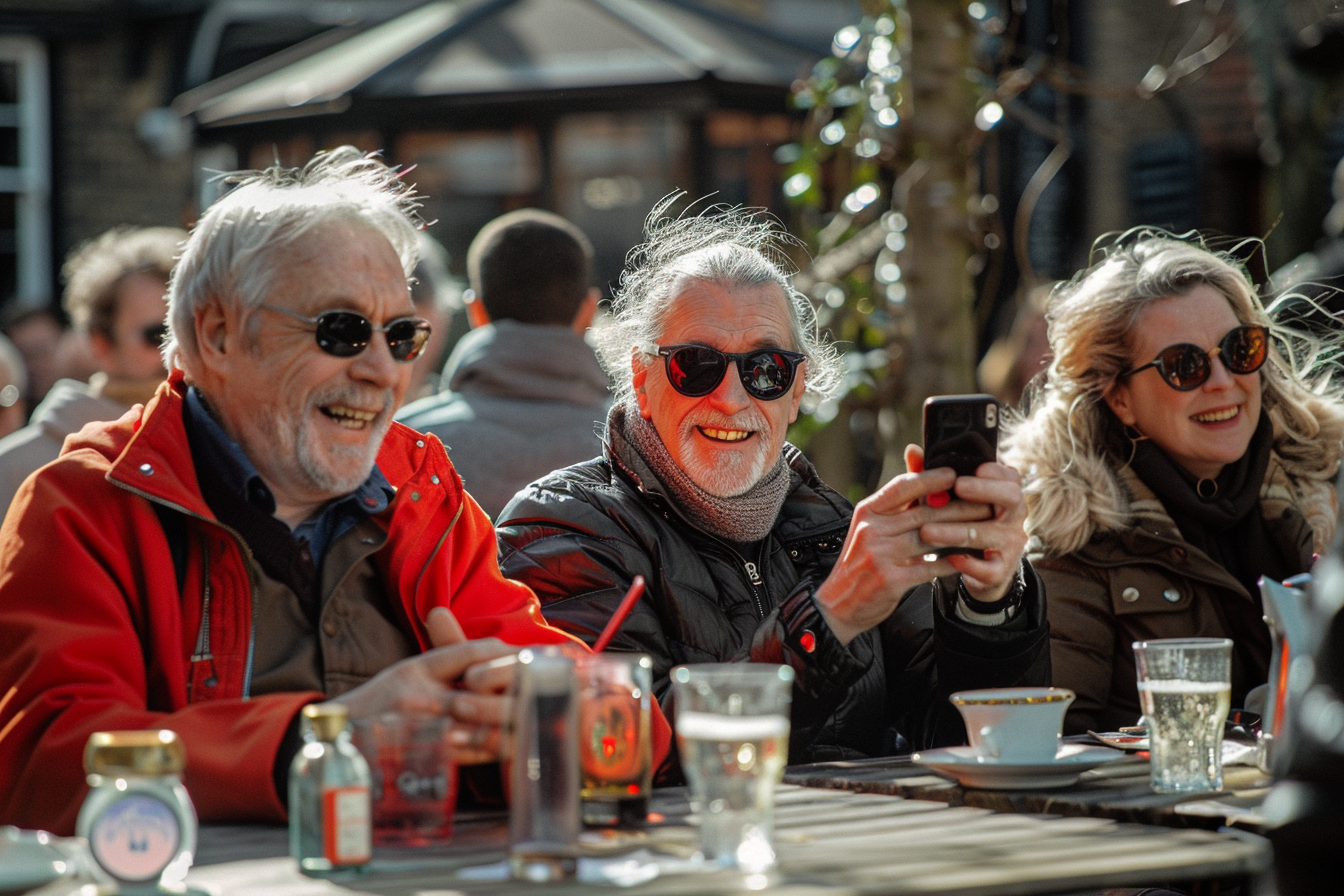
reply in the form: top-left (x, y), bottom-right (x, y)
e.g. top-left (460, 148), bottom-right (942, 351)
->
top-left (922, 394), bottom-right (1000, 558)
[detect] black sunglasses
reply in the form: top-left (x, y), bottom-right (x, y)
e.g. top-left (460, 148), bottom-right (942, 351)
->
top-left (259, 304), bottom-right (432, 362)
top-left (141, 322), bottom-right (168, 349)
top-left (1118, 325), bottom-right (1269, 391)
top-left (652, 343), bottom-right (805, 401)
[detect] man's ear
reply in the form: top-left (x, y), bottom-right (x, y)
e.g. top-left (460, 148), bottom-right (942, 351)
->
top-left (571, 288), bottom-right (600, 335)
top-left (786, 361), bottom-right (807, 425)
top-left (632, 352), bottom-right (651, 419)
top-left (194, 298), bottom-right (232, 365)
top-left (464, 289), bottom-right (490, 329)
top-left (1103, 380), bottom-right (1136, 427)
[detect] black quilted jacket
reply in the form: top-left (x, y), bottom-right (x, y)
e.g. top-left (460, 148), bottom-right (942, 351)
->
top-left (496, 442), bottom-right (1051, 772)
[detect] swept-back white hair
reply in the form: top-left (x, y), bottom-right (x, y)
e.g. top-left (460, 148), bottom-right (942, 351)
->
top-left (594, 195), bottom-right (843, 408)
top-left (164, 146), bottom-right (423, 372)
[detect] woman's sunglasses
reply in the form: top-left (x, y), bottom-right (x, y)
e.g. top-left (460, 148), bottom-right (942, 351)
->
top-left (259, 304), bottom-right (432, 362)
top-left (652, 343), bottom-right (805, 401)
top-left (141, 322), bottom-right (168, 349)
top-left (1118, 324), bottom-right (1269, 391)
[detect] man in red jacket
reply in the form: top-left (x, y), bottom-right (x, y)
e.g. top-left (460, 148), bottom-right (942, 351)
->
top-left (0, 147), bottom-right (579, 833)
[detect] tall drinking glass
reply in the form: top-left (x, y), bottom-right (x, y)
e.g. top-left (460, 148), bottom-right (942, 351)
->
top-left (1134, 637), bottom-right (1232, 793)
top-left (671, 663), bottom-right (793, 874)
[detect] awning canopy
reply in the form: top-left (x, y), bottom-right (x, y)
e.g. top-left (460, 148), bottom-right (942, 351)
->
top-left (174, 0), bottom-right (826, 129)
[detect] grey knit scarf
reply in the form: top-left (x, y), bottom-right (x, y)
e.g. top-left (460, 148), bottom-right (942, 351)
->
top-left (609, 403), bottom-right (792, 542)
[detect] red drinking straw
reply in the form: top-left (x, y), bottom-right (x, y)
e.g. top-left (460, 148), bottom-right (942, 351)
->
top-left (592, 575), bottom-right (646, 653)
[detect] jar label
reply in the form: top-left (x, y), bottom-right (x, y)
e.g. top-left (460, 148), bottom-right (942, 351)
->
top-left (322, 786), bottom-right (371, 865)
top-left (88, 794), bottom-right (181, 882)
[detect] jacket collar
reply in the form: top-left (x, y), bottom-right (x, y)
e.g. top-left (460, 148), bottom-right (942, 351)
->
top-left (1046, 458), bottom-right (1319, 597)
top-left (443, 319), bottom-right (610, 405)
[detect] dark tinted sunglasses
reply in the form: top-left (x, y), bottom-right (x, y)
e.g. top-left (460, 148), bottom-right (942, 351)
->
top-left (653, 343), bottom-right (805, 401)
top-left (141, 322), bottom-right (168, 349)
top-left (259, 304), bottom-right (431, 362)
top-left (1118, 324), bottom-right (1269, 391)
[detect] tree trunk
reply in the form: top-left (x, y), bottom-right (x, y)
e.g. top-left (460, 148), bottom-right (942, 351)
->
top-left (881, 0), bottom-right (979, 481)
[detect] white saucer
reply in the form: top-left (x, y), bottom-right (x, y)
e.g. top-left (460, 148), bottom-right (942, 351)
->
top-left (911, 743), bottom-right (1125, 789)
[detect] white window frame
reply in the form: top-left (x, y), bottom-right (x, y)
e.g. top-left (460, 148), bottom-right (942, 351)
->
top-left (0, 36), bottom-right (49, 308)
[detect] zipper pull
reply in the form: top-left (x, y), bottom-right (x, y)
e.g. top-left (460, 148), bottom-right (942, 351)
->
top-left (744, 561), bottom-right (763, 585)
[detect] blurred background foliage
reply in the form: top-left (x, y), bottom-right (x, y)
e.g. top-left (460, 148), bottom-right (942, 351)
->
top-left (780, 0), bottom-right (986, 502)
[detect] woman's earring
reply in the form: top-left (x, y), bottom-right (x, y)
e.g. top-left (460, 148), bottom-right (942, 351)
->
top-left (1122, 423), bottom-right (1148, 468)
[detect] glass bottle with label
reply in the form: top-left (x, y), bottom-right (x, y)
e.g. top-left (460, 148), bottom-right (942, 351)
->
top-left (289, 703), bottom-right (372, 875)
top-left (76, 729), bottom-right (198, 895)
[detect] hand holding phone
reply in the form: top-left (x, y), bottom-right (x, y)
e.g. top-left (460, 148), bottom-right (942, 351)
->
top-left (922, 394), bottom-right (1000, 557)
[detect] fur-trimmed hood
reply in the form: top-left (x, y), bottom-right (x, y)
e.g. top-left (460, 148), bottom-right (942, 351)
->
top-left (1021, 440), bottom-right (1338, 561)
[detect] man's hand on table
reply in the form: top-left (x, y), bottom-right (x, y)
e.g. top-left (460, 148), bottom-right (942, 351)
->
top-left (330, 607), bottom-right (519, 765)
top-left (814, 444), bottom-right (1026, 645)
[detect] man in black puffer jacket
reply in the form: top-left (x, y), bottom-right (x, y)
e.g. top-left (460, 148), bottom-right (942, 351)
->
top-left (496, 200), bottom-right (1050, 772)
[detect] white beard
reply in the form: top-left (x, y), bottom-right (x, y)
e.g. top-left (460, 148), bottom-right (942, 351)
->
top-left (675, 410), bottom-right (772, 497)
top-left (295, 385), bottom-right (396, 495)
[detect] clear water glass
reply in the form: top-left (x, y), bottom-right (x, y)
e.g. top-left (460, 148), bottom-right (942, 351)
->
top-left (672, 663), bottom-right (793, 874)
top-left (1134, 637), bottom-right (1232, 794)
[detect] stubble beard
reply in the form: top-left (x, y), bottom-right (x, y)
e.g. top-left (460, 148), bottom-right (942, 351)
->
top-left (292, 387), bottom-right (396, 497)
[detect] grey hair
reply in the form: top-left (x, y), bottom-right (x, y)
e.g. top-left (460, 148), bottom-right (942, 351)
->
top-left (594, 195), bottom-right (843, 407)
top-left (164, 146), bottom-right (423, 372)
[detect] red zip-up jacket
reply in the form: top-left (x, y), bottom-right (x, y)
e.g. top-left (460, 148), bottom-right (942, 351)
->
top-left (0, 372), bottom-right (582, 833)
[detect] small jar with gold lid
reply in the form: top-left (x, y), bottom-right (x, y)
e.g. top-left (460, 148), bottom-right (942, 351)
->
top-left (75, 730), bottom-right (197, 893)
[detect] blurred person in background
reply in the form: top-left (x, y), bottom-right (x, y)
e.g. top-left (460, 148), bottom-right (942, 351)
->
top-left (0, 226), bottom-right (184, 512)
top-left (1003, 233), bottom-right (1344, 734)
top-left (406, 230), bottom-right (463, 401)
top-left (0, 333), bottom-right (27, 439)
top-left (398, 209), bottom-right (607, 519)
top-left (2, 306), bottom-right (64, 409)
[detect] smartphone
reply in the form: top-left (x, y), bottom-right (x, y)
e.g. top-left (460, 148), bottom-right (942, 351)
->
top-left (922, 394), bottom-right (1000, 558)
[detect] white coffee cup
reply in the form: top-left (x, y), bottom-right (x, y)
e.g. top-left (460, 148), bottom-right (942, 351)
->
top-left (950, 687), bottom-right (1075, 764)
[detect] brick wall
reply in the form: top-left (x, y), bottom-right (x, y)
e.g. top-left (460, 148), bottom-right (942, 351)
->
top-left (53, 23), bottom-right (193, 278)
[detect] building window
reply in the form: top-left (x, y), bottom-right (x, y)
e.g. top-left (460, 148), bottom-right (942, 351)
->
top-left (553, 112), bottom-right (688, 293)
top-left (0, 36), bottom-right (48, 308)
top-left (706, 112), bottom-right (793, 210)
top-left (395, 128), bottom-right (543, 274)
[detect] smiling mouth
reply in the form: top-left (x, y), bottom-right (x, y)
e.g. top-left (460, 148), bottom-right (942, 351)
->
top-left (1192, 406), bottom-right (1239, 424)
top-left (698, 426), bottom-right (753, 443)
top-left (322, 404), bottom-right (379, 430)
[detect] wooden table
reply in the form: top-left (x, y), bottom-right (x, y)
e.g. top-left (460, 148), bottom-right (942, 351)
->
top-left (784, 750), bottom-right (1274, 830)
top-left (169, 784), bottom-right (1270, 896)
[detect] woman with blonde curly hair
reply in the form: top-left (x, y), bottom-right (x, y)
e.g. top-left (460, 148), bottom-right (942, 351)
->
top-left (1002, 233), bottom-right (1344, 733)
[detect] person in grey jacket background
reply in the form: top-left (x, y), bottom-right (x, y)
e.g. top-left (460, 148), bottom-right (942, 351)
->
top-left (0, 226), bottom-right (185, 515)
top-left (397, 209), bottom-right (608, 519)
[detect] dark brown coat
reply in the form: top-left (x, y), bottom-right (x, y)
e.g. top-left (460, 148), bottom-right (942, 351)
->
top-left (1032, 459), bottom-right (1317, 730)
top-left (1034, 458), bottom-right (1326, 733)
